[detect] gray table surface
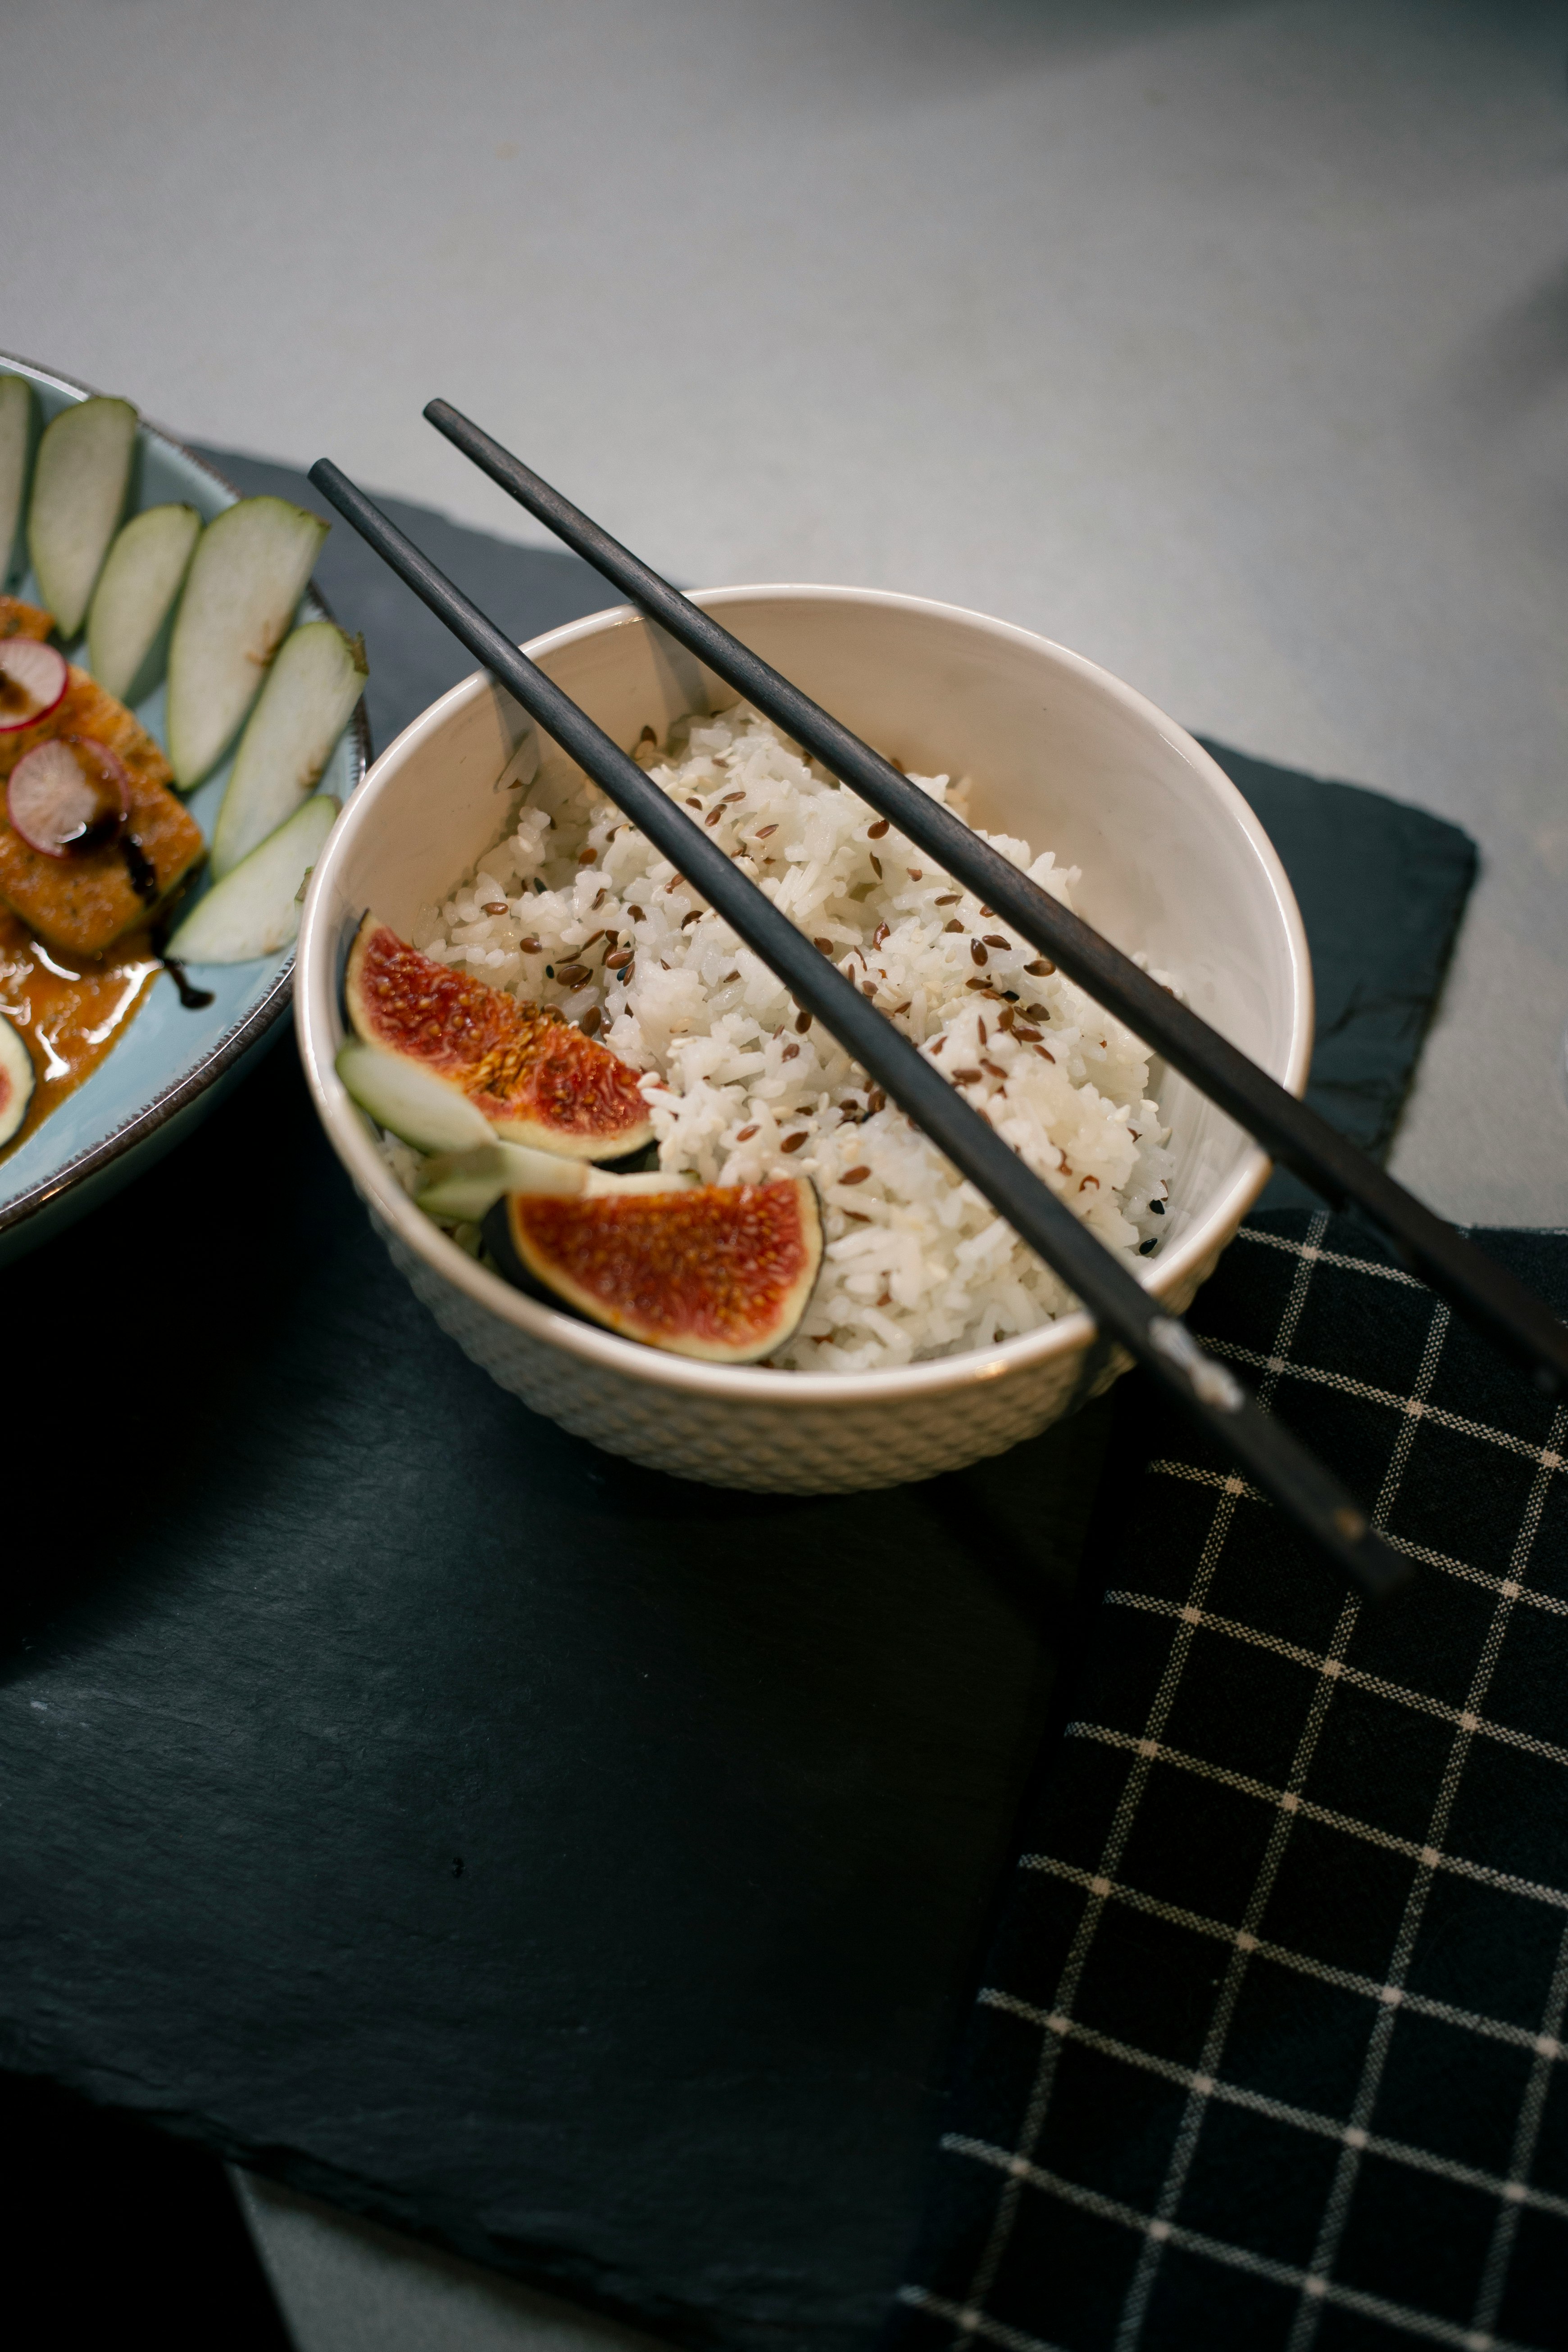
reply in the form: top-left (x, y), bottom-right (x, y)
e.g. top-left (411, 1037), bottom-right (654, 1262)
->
top-left (5, 2), bottom-right (1567, 2344)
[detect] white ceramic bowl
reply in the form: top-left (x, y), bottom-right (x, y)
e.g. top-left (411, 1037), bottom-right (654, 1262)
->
top-left (296, 587), bottom-right (1311, 1493)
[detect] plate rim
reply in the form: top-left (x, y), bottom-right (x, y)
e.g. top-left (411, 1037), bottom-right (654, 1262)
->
top-left (0, 350), bottom-right (370, 1242)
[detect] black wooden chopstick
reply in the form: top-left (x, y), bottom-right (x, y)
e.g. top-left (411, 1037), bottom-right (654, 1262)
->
top-left (309, 456), bottom-right (1408, 1599)
top-left (423, 399), bottom-right (1568, 1403)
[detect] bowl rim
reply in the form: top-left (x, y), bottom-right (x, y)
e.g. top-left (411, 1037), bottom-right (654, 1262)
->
top-left (297, 582), bottom-right (1313, 1406)
top-left (0, 349), bottom-right (372, 1246)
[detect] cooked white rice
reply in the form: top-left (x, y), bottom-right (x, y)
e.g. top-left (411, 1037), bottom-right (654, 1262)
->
top-left (409, 704), bottom-right (1173, 1372)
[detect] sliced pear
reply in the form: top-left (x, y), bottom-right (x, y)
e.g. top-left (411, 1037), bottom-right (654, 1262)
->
top-left (164, 792), bottom-right (337, 964)
top-left (26, 396), bottom-right (138, 637)
top-left (86, 503), bottom-right (201, 701)
top-left (0, 375), bottom-right (35, 588)
top-left (336, 1039), bottom-right (494, 1155)
top-left (0, 1008), bottom-right (35, 1148)
top-left (414, 1140), bottom-right (693, 1224)
top-left (211, 621), bottom-right (366, 878)
top-left (166, 496), bottom-right (329, 789)
top-left (416, 1139), bottom-right (588, 1220)
top-left (582, 1165), bottom-right (696, 1198)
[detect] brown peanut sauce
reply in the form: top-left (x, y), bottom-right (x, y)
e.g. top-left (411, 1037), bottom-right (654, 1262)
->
top-left (0, 904), bottom-right (162, 1159)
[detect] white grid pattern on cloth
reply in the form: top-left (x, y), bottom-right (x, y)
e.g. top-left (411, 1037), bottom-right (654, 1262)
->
top-left (934, 1210), bottom-right (1337, 2340)
top-left (1200, 1338), bottom-right (1568, 1476)
top-left (1097, 1594), bottom-right (1568, 1775)
top-left (1107, 1591), bottom-right (1363, 2347)
top-left (1284, 1393), bottom-right (1568, 2352)
top-left (968, 1992), bottom-right (1568, 2223)
top-left (1013, 1852), bottom-right (1568, 2059)
top-left (901, 1215), bottom-right (1568, 2352)
top-left (1062, 1725), bottom-right (1568, 1923)
top-left (903, 2134), bottom-right (1546, 2352)
top-left (1148, 1461), bottom-right (1568, 1624)
top-left (1113, 1276), bottom-right (1452, 2350)
top-left (1472, 1919), bottom-right (1568, 2335)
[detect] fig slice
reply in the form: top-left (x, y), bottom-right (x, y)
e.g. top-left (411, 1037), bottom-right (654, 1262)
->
top-left (0, 1008), bottom-right (35, 1149)
top-left (484, 1175), bottom-right (823, 1363)
top-left (345, 916), bottom-right (655, 1163)
top-left (7, 736), bottom-right (129, 857)
top-left (0, 637), bottom-right (68, 733)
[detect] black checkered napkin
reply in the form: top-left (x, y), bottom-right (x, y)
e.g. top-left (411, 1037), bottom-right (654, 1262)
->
top-left (888, 1209), bottom-right (1568, 2352)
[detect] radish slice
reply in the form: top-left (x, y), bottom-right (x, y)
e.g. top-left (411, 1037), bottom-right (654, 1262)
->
top-left (26, 396), bottom-right (138, 637)
top-left (7, 736), bottom-right (130, 857)
top-left (0, 373), bottom-right (34, 585)
top-left (0, 1008), bottom-right (34, 1147)
top-left (163, 791), bottom-right (338, 963)
top-left (0, 637), bottom-right (68, 733)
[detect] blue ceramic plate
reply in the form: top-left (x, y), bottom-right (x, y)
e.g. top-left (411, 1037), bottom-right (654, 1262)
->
top-left (0, 355), bottom-right (367, 1263)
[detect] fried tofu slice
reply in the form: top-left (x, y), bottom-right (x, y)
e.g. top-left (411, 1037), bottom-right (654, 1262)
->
top-left (0, 668), bottom-right (205, 956)
top-left (0, 596), bottom-right (55, 642)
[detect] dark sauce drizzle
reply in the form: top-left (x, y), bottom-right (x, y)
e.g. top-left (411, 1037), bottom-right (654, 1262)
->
top-left (120, 832), bottom-right (159, 904)
top-left (160, 952), bottom-right (214, 1011)
top-left (125, 842), bottom-right (216, 1009)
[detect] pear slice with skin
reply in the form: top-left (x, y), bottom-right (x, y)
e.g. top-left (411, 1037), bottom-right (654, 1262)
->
top-left (336, 1038), bottom-right (494, 1155)
top-left (336, 1046), bottom-right (693, 1213)
top-left (26, 396), bottom-right (138, 637)
top-left (164, 791), bottom-right (337, 964)
top-left (86, 503), bottom-right (202, 702)
top-left (166, 496), bottom-right (328, 789)
top-left (415, 1140), bottom-right (694, 1224)
top-left (0, 374), bottom-right (36, 588)
top-left (211, 621), bottom-right (366, 878)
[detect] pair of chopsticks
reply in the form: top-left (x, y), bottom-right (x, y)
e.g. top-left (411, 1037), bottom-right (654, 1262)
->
top-left (307, 425), bottom-right (1550, 1597)
top-left (426, 404), bottom-right (1568, 1408)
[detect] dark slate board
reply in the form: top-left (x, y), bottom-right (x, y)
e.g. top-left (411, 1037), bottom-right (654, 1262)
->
top-left (1198, 740), bottom-right (1477, 1213)
top-left (0, 460), bottom-right (1478, 2350)
top-left (1, 1032), bottom-right (1104, 2351)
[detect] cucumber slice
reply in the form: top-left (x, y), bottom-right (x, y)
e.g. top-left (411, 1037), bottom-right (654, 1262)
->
top-left (0, 1008), bottom-right (35, 1148)
top-left (336, 1041), bottom-right (493, 1156)
top-left (166, 496), bottom-right (328, 789)
top-left (164, 792), bottom-right (337, 964)
top-left (86, 503), bottom-right (202, 702)
top-left (0, 374), bottom-right (35, 589)
top-left (26, 396), bottom-right (138, 637)
top-left (211, 621), bottom-right (367, 878)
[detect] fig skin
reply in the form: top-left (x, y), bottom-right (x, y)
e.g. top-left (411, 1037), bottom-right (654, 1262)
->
top-left (345, 915), bottom-right (654, 1163)
top-left (484, 1175), bottom-right (823, 1364)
